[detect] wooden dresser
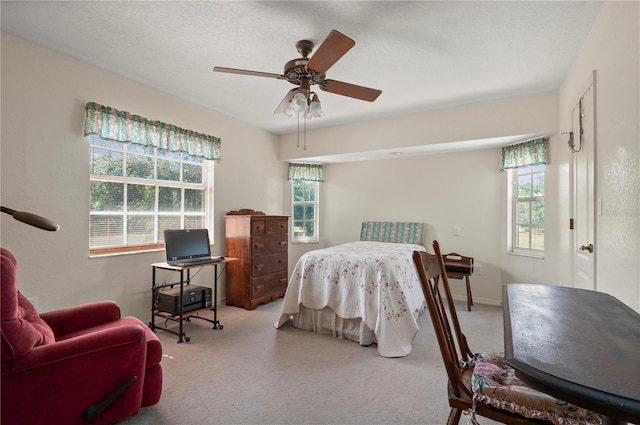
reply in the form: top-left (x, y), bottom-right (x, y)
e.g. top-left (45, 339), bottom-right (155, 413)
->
top-left (225, 214), bottom-right (289, 310)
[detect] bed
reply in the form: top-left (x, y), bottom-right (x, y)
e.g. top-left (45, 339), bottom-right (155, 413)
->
top-left (275, 222), bottom-right (427, 357)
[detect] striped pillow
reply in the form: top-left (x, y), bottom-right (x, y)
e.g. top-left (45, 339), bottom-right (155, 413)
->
top-left (360, 222), bottom-right (424, 244)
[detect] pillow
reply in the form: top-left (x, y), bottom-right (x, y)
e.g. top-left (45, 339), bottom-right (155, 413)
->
top-left (1, 248), bottom-right (55, 361)
top-left (360, 222), bottom-right (424, 244)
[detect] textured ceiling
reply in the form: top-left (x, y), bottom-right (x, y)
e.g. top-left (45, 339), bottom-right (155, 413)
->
top-left (2, 1), bottom-right (603, 137)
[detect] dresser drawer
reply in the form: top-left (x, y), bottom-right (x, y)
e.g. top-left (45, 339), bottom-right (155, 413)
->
top-left (251, 220), bottom-right (266, 235)
top-left (252, 235), bottom-right (288, 256)
top-left (252, 270), bottom-right (288, 299)
top-left (251, 252), bottom-right (287, 277)
top-left (266, 219), bottom-right (288, 234)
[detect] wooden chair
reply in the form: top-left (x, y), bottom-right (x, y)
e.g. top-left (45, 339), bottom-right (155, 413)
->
top-left (412, 241), bottom-right (602, 425)
top-left (442, 252), bottom-right (474, 311)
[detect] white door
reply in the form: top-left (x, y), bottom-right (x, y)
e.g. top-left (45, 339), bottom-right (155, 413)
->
top-left (571, 73), bottom-right (596, 290)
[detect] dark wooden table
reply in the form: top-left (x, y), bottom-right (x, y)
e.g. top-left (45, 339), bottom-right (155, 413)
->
top-left (503, 283), bottom-right (640, 424)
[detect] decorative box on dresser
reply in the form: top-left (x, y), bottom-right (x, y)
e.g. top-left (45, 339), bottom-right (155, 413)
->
top-left (225, 212), bottom-right (289, 310)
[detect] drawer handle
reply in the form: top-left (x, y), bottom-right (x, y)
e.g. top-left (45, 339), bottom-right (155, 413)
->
top-left (255, 243), bottom-right (264, 249)
top-left (279, 278), bottom-right (287, 283)
top-left (255, 264), bottom-right (264, 271)
top-left (279, 241), bottom-right (287, 247)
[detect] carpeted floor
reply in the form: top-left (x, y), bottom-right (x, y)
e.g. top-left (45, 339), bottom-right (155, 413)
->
top-left (120, 298), bottom-right (504, 425)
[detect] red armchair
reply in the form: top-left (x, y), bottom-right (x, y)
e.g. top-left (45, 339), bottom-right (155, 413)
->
top-left (1, 248), bottom-right (163, 425)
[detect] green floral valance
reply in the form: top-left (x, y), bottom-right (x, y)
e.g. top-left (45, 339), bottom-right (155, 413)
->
top-left (500, 137), bottom-right (548, 171)
top-left (288, 163), bottom-right (324, 182)
top-left (83, 102), bottom-right (221, 160)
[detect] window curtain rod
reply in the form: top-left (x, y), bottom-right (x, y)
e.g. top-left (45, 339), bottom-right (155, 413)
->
top-left (83, 102), bottom-right (221, 160)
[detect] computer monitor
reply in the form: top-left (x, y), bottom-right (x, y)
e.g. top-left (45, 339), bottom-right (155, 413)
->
top-left (164, 229), bottom-right (211, 265)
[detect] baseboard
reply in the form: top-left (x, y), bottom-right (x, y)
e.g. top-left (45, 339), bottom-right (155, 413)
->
top-left (452, 294), bottom-right (501, 307)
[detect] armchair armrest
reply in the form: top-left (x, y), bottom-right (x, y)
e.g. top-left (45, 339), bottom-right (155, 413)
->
top-left (2, 322), bottom-right (145, 375)
top-left (40, 300), bottom-right (121, 338)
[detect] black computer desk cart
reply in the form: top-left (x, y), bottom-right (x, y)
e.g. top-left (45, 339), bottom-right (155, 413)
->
top-left (149, 258), bottom-right (237, 343)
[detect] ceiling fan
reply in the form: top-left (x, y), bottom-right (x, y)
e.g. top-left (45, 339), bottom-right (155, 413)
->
top-left (213, 30), bottom-right (382, 115)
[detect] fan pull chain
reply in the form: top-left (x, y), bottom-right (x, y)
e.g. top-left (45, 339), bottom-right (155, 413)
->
top-left (304, 112), bottom-right (307, 150)
top-left (296, 113), bottom-right (300, 148)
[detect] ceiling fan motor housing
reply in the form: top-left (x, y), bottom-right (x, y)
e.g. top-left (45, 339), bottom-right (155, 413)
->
top-left (284, 58), bottom-right (325, 86)
top-left (284, 39), bottom-right (325, 87)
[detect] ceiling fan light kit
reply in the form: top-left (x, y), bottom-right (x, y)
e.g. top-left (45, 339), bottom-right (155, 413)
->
top-left (214, 30), bottom-right (381, 148)
top-left (283, 91), bottom-right (324, 119)
top-left (307, 94), bottom-right (324, 119)
top-left (286, 92), bottom-right (309, 117)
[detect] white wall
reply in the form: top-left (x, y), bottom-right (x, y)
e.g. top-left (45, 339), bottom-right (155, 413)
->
top-left (557, 0), bottom-right (639, 310)
top-left (282, 92), bottom-right (559, 306)
top-left (1, 34), bottom-right (287, 319)
top-left (279, 91), bottom-right (558, 160)
top-left (324, 150), bottom-right (508, 305)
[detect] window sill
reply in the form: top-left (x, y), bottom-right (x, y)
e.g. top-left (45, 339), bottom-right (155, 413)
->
top-left (508, 250), bottom-right (545, 259)
top-left (90, 246), bottom-right (165, 258)
top-left (292, 239), bottom-right (319, 244)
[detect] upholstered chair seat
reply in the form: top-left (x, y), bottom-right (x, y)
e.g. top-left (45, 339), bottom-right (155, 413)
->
top-left (471, 352), bottom-right (601, 424)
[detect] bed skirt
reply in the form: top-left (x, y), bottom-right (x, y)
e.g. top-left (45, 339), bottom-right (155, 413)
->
top-left (289, 303), bottom-right (425, 349)
top-left (290, 305), bottom-right (377, 346)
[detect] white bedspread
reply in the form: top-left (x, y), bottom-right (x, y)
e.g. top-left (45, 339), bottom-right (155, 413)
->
top-left (275, 241), bottom-right (427, 357)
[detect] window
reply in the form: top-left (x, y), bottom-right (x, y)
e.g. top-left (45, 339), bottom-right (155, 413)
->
top-left (292, 180), bottom-right (319, 243)
top-left (89, 135), bottom-right (212, 255)
top-left (511, 165), bottom-right (544, 254)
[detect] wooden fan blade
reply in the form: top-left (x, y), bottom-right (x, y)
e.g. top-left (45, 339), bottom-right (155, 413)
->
top-left (274, 88), bottom-right (301, 114)
top-left (306, 30), bottom-right (355, 74)
top-left (320, 80), bottom-right (382, 102)
top-left (213, 67), bottom-right (285, 80)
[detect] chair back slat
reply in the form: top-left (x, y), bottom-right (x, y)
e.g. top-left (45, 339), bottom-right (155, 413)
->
top-left (432, 275), bottom-right (461, 365)
top-left (413, 241), bottom-right (474, 399)
top-left (432, 241), bottom-right (473, 360)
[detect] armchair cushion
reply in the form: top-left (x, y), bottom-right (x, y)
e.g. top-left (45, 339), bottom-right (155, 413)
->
top-left (1, 248), bottom-right (55, 360)
top-left (53, 315), bottom-right (162, 369)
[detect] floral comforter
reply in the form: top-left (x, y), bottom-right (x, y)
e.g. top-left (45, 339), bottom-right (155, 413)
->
top-left (275, 241), bottom-right (427, 357)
